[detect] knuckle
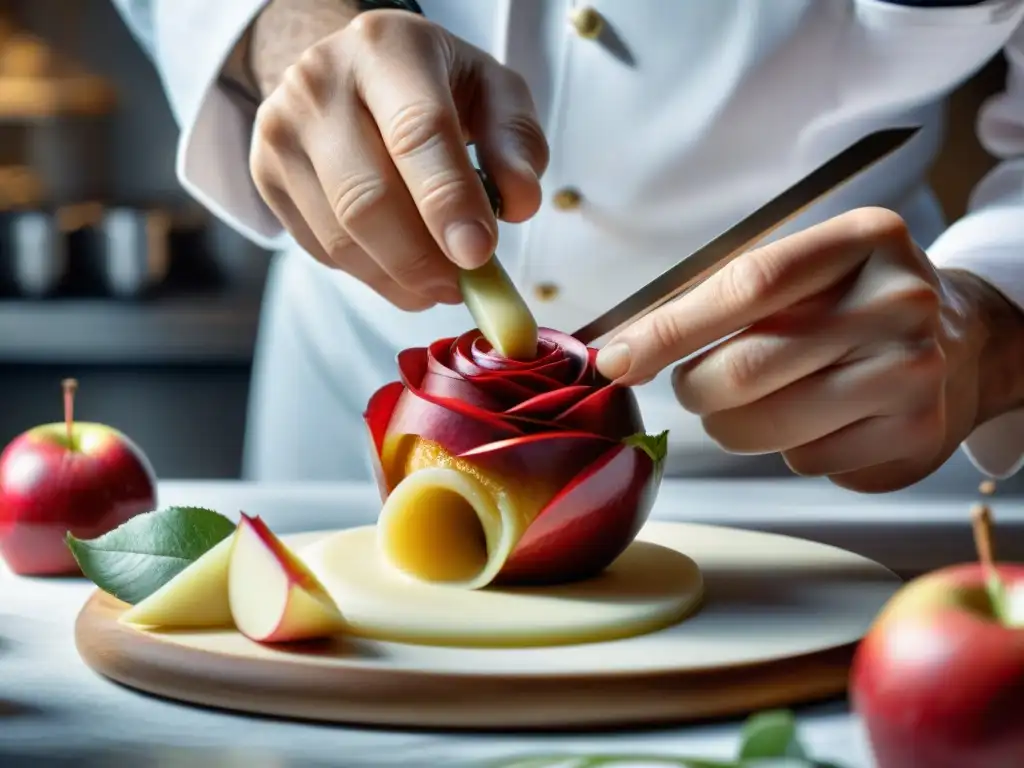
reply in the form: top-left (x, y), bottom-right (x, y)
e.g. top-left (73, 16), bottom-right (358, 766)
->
top-left (348, 10), bottom-right (438, 58)
top-left (720, 345), bottom-right (764, 395)
top-left (324, 233), bottom-right (357, 266)
top-left (385, 101), bottom-right (452, 159)
top-left (252, 101), bottom-right (295, 150)
top-left (719, 252), bottom-right (778, 310)
top-left (502, 113), bottom-right (550, 173)
top-left (329, 173), bottom-right (389, 230)
top-left (645, 311), bottom-right (686, 357)
top-left (248, 141), bottom-right (275, 194)
top-left (388, 250), bottom-right (437, 286)
top-left (416, 169), bottom-right (472, 217)
top-left (284, 45), bottom-right (336, 108)
top-left (347, 9), bottom-right (398, 45)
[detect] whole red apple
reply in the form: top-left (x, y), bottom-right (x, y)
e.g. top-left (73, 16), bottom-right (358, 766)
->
top-left (851, 555), bottom-right (1024, 767)
top-left (0, 379), bottom-right (157, 576)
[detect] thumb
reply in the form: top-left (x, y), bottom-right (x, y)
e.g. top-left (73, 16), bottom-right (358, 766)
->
top-left (467, 61), bottom-right (549, 223)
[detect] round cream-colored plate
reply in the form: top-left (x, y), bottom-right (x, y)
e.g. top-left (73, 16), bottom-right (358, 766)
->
top-left (75, 521), bottom-right (901, 729)
top-left (299, 525), bottom-right (705, 647)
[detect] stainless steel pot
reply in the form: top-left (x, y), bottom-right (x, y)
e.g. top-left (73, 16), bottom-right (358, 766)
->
top-left (6, 210), bottom-right (65, 297)
top-left (96, 207), bottom-right (171, 298)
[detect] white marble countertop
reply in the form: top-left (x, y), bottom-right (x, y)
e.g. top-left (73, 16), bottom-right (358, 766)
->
top-left (1, 478), bottom-right (1020, 767)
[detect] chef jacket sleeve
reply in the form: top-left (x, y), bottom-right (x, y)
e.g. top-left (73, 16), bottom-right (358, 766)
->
top-left (927, 22), bottom-right (1024, 479)
top-left (109, 0), bottom-right (283, 249)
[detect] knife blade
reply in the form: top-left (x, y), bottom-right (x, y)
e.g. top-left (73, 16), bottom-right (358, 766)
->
top-left (570, 125), bottom-right (922, 345)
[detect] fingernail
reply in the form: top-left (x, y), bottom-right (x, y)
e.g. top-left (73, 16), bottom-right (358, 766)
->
top-left (445, 220), bottom-right (494, 268)
top-left (597, 342), bottom-right (631, 380)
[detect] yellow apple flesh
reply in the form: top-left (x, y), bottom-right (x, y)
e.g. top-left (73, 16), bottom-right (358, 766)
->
top-left (377, 437), bottom-right (564, 589)
top-left (228, 514), bottom-right (345, 643)
top-left (120, 536), bottom-right (234, 628)
top-left (458, 257), bottom-right (538, 360)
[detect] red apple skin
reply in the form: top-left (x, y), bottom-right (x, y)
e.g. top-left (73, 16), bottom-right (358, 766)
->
top-left (0, 422), bottom-right (157, 576)
top-left (496, 443), bottom-right (660, 585)
top-left (231, 514), bottom-right (342, 643)
top-left (850, 563), bottom-right (1024, 768)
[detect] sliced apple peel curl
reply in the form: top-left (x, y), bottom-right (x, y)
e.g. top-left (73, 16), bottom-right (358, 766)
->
top-left (364, 320), bottom-right (669, 589)
top-left (378, 467), bottom-right (520, 590)
top-left (376, 431), bottom-right (668, 590)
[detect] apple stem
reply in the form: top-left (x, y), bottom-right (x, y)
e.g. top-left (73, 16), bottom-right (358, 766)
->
top-left (62, 378), bottom-right (78, 447)
top-left (971, 503), bottom-right (997, 573)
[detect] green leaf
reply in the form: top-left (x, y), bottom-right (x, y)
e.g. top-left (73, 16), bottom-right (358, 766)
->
top-left (66, 506), bottom-right (236, 604)
top-left (624, 430), bottom-right (670, 464)
top-left (738, 710), bottom-right (807, 761)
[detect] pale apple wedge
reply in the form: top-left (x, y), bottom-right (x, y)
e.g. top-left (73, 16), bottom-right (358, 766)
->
top-left (459, 257), bottom-right (538, 360)
top-left (228, 514), bottom-right (345, 643)
top-left (120, 536), bottom-right (234, 628)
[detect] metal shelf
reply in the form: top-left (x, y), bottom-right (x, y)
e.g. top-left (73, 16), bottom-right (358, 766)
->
top-left (0, 291), bottom-right (262, 365)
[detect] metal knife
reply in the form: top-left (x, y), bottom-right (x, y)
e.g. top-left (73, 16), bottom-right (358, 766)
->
top-left (571, 125), bottom-right (922, 345)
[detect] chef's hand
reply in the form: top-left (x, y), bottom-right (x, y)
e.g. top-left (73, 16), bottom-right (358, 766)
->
top-left (240, 0), bottom-right (548, 310)
top-left (595, 208), bottom-right (1024, 493)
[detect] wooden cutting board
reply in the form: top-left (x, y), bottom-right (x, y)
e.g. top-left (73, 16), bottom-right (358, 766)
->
top-left (75, 522), bottom-right (901, 730)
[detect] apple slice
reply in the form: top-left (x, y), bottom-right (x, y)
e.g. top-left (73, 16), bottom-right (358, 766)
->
top-left (228, 513), bottom-right (345, 643)
top-left (120, 535), bottom-right (234, 628)
top-left (459, 257), bottom-right (538, 360)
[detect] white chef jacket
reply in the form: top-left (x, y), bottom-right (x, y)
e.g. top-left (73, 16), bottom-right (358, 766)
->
top-left (111, 0), bottom-right (1024, 483)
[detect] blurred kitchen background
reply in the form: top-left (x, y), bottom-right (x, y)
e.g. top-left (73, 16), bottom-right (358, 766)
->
top-left (0, 0), bottom-right (1015, 483)
top-left (0, 0), bottom-right (269, 478)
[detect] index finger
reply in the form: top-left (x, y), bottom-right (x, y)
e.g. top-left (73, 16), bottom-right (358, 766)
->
top-left (354, 41), bottom-right (497, 270)
top-left (597, 208), bottom-right (912, 384)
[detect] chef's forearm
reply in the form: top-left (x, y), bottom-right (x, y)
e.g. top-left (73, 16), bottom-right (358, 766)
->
top-left (221, 0), bottom-right (362, 102)
top-left (946, 269), bottom-right (1024, 428)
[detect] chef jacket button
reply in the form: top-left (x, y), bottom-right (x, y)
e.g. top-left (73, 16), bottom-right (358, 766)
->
top-left (534, 282), bottom-right (560, 301)
top-left (552, 187), bottom-right (582, 211)
top-left (568, 7), bottom-right (604, 40)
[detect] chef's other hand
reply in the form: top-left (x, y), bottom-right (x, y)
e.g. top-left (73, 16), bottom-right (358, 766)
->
top-left (245, 0), bottom-right (548, 310)
top-left (595, 207), bottom-right (1024, 493)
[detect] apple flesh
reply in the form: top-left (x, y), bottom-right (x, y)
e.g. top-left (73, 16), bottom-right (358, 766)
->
top-left (120, 536), bottom-right (234, 628)
top-left (851, 563), bottom-right (1024, 768)
top-left (228, 514), bottom-right (345, 643)
top-left (0, 421), bottom-right (157, 576)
